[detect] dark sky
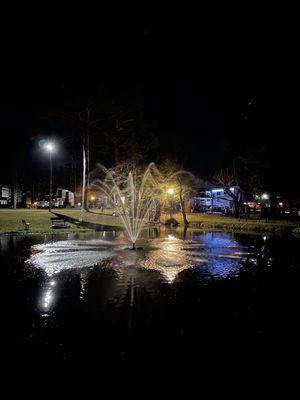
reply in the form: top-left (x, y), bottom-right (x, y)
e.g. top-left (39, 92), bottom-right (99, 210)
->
top-left (1, 11), bottom-right (300, 189)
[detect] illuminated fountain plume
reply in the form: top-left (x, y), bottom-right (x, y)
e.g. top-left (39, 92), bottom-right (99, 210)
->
top-left (91, 163), bottom-right (158, 249)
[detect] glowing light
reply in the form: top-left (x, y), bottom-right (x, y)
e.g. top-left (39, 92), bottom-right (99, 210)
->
top-left (262, 193), bottom-right (269, 200)
top-left (90, 195), bottom-right (95, 201)
top-left (43, 289), bottom-right (53, 309)
top-left (167, 188), bottom-right (174, 195)
top-left (45, 143), bottom-right (55, 152)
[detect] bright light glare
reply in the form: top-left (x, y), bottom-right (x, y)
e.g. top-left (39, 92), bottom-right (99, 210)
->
top-left (262, 193), bottom-right (269, 200)
top-left (167, 188), bottom-right (174, 195)
top-left (45, 143), bottom-right (54, 152)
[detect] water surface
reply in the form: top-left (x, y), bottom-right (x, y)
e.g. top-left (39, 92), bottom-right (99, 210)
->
top-left (1, 229), bottom-right (299, 397)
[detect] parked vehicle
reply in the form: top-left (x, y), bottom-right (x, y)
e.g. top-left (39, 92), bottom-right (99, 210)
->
top-left (35, 200), bottom-right (50, 209)
top-left (54, 188), bottom-right (74, 208)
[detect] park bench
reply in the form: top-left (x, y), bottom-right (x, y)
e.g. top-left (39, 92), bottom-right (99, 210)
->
top-left (21, 219), bottom-right (30, 230)
top-left (50, 216), bottom-right (70, 229)
top-left (239, 213), bottom-right (268, 222)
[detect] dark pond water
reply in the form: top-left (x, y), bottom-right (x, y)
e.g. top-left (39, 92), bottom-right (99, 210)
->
top-left (1, 229), bottom-right (300, 398)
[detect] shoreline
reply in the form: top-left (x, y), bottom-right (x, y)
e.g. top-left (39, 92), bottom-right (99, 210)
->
top-left (1, 209), bottom-right (299, 237)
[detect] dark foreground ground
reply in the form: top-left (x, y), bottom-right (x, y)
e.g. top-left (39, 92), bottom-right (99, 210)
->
top-left (1, 231), bottom-right (300, 398)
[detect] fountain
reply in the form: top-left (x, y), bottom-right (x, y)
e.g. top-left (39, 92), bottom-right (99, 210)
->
top-left (91, 163), bottom-right (159, 249)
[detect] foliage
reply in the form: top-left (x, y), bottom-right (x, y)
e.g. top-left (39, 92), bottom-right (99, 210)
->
top-left (164, 217), bottom-right (179, 227)
top-left (292, 226), bottom-right (300, 236)
top-left (155, 160), bottom-right (203, 225)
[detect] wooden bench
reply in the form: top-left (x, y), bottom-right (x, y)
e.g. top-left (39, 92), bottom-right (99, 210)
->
top-left (21, 219), bottom-right (30, 230)
top-left (239, 213), bottom-right (267, 222)
top-left (50, 216), bottom-right (70, 229)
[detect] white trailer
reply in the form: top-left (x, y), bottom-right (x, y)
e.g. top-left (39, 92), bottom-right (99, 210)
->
top-left (55, 188), bottom-right (75, 208)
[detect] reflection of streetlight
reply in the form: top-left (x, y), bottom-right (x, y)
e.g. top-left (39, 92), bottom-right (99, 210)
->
top-left (45, 142), bottom-right (55, 211)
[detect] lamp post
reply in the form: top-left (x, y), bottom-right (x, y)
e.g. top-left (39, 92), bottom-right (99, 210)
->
top-left (45, 143), bottom-right (55, 211)
top-left (167, 188), bottom-right (174, 218)
top-left (90, 195), bottom-right (95, 209)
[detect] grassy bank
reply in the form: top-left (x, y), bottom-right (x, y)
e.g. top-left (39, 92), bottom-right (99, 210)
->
top-left (0, 209), bottom-right (88, 234)
top-left (161, 212), bottom-right (299, 234)
top-left (1, 209), bottom-right (299, 236)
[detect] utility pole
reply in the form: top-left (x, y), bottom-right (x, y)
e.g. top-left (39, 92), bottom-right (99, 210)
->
top-left (49, 149), bottom-right (52, 211)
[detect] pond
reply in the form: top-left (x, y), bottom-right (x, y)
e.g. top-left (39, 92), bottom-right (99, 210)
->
top-left (1, 229), bottom-right (300, 398)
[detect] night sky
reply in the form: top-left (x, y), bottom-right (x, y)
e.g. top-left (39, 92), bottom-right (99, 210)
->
top-left (1, 11), bottom-right (300, 193)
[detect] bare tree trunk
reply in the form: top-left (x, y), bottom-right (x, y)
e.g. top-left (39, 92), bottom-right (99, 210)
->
top-left (86, 126), bottom-right (90, 208)
top-left (13, 172), bottom-right (18, 209)
top-left (82, 136), bottom-right (86, 210)
top-left (233, 197), bottom-right (240, 218)
top-left (74, 160), bottom-right (77, 196)
top-left (225, 188), bottom-right (240, 218)
top-left (182, 225), bottom-right (188, 240)
top-left (179, 187), bottom-right (189, 226)
top-left (270, 191), bottom-right (277, 219)
top-left (82, 129), bottom-right (90, 211)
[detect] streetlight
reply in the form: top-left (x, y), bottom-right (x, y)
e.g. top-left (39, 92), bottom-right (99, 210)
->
top-left (167, 188), bottom-right (174, 218)
top-left (90, 195), bottom-right (96, 209)
top-left (45, 142), bottom-right (55, 211)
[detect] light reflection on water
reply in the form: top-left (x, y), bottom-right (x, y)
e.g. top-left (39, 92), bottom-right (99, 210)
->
top-left (23, 231), bottom-right (255, 313)
top-left (2, 228), bottom-right (300, 396)
top-left (28, 231), bottom-right (251, 286)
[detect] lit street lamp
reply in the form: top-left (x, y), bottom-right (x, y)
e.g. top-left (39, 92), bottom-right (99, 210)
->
top-left (90, 195), bottom-right (96, 209)
top-left (45, 142), bottom-right (55, 211)
top-left (167, 188), bottom-right (174, 218)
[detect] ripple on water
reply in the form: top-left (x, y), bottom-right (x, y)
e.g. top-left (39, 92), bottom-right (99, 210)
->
top-left (27, 232), bottom-right (252, 283)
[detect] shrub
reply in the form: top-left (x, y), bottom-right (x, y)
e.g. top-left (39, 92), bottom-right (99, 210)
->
top-left (164, 217), bottom-right (179, 227)
top-left (292, 226), bottom-right (300, 236)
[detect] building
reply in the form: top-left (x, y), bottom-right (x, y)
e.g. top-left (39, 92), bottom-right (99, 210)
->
top-left (54, 188), bottom-right (75, 208)
top-left (0, 185), bottom-right (11, 207)
top-left (0, 186), bottom-right (31, 208)
top-left (190, 187), bottom-right (249, 214)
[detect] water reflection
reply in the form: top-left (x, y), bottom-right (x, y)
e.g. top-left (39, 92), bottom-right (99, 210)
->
top-left (41, 280), bottom-right (56, 312)
top-left (2, 228), bottom-right (300, 398)
top-left (27, 231), bottom-right (251, 285)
